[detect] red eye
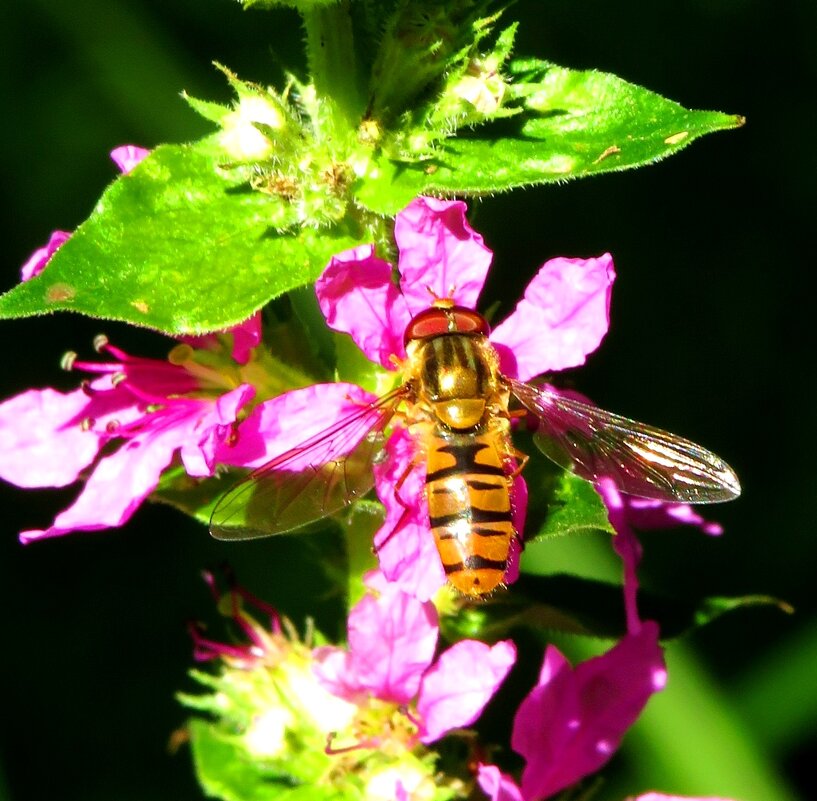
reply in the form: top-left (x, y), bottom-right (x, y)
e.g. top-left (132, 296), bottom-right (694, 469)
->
top-left (404, 305), bottom-right (491, 346)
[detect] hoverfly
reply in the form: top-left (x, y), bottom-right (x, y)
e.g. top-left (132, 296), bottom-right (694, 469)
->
top-left (210, 299), bottom-right (740, 597)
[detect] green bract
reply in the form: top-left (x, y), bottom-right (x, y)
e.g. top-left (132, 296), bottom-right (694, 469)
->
top-left (0, 4), bottom-right (741, 335)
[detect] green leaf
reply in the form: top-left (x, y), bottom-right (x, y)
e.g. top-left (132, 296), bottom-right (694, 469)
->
top-left (694, 594), bottom-right (794, 628)
top-left (527, 470), bottom-right (616, 542)
top-left (188, 719), bottom-right (340, 801)
top-left (441, 574), bottom-right (788, 643)
top-left (0, 141), bottom-right (358, 335)
top-left (152, 465), bottom-right (225, 525)
top-left (357, 61), bottom-right (743, 213)
top-left (0, 53), bottom-right (742, 331)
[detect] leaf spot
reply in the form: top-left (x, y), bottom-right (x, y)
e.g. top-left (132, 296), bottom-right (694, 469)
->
top-left (593, 145), bottom-right (621, 164)
top-left (45, 283), bottom-right (76, 303)
top-left (131, 299), bottom-right (150, 314)
top-left (521, 155), bottom-right (575, 175)
top-left (664, 131), bottom-right (689, 145)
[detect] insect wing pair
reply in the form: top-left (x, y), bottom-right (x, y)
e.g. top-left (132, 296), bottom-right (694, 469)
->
top-left (209, 379), bottom-right (740, 541)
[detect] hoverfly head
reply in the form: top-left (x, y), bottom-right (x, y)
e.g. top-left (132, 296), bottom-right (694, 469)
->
top-left (403, 304), bottom-right (491, 347)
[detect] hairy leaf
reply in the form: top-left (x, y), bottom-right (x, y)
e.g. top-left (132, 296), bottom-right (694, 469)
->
top-left (0, 142), bottom-right (357, 334)
top-left (187, 719), bottom-right (335, 801)
top-left (527, 470), bottom-right (616, 542)
top-left (357, 61), bottom-right (743, 213)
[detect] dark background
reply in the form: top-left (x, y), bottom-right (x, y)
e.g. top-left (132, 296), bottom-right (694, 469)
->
top-left (0, 1), bottom-right (813, 799)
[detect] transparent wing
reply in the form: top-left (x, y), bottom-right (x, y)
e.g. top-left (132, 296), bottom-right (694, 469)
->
top-left (509, 379), bottom-right (741, 503)
top-left (210, 387), bottom-right (407, 540)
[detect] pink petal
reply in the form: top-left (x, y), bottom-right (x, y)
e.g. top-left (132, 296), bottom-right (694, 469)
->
top-left (0, 388), bottom-right (101, 488)
top-left (597, 479), bottom-right (644, 635)
top-left (228, 312), bottom-right (263, 365)
top-left (625, 497), bottom-right (723, 536)
top-left (110, 145), bottom-right (150, 174)
top-left (214, 383), bottom-right (378, 470)
top-left (373, 428), bottom-right (446, 601)
top-left (395, 197), bottom-right (493, 315)
top-left (477, 765), bottom-right (524, 801)
top-left (315, 579), bottom-right (439, 704)
top-left (537, 643), bottom-right (571, 686)
top-left (20, 230), bottom-right (71, 282)
top-left (348, 581), bottom-right (439, 703)
top-left (311, 646), bottom-right (358, 700)
top-left (512, 623), bottom-right (665, 801)
top-left (180, 312), bottom-right (262, 366)
top-left (181, 385), bottom-right (256, 476)
top-left (417, 639), bottom-right (516, 743)
top-left (376, 514), bottom-right (447, 602)
top-left (20, 406), bottom-right (201, 544)
top-left (316, 245), bottom-right (410, 369)
top-left (490, 254), bottom-right (616, 381)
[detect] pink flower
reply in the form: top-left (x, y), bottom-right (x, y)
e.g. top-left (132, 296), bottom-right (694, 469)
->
top-left (597, 478), bottom-right (724, 634)
top-left (20, 230), bottom-right (71, 282)
top-left (0, 316), bottom-right (264, 544)
top-left (315, 198), bottom-right (614, 383)
top-left (187, 568), bottom-right (283, 668)
top-left (313, 571), bottom-right (516, 744)
top-left (475, 478), bottom-right (724, 801)
top-left (243, 196), bottom-right (614, 597)
top-left (182, 314), bottom-right (263, 367)
top-left (20, 145), bottom-right (149, 282)
top-left (476, 773), bottom-right (735, 801)
top-left (109, 144), bottom-right (150, 174)
top-left (478, 623), bottom-right (666, 801)
top-left (471, 473), bottom-right (722, 801)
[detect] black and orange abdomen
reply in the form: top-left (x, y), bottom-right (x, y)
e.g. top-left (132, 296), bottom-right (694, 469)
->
top-left (425, 428), bottom-right (515, 597)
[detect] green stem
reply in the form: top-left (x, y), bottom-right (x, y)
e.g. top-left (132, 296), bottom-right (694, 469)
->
top-left (301, 1), bottom-right (362, 131)
top-left (340, 502), bottom-right (382, 610)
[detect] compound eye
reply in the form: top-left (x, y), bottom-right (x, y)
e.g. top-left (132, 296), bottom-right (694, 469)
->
top-left (403, 305), bottom-right (490, 346)
top-left (449, 307), bottom-right (491, 337)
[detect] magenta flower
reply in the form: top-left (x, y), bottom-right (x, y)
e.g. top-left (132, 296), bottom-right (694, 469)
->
top-left (229, 196), bottom-right (615, 597)
top-left (20, 230), bottom-right (71, 283)
top-left (313, 570), bottom-right (516, 744)
top-left (0, 316), bottom-right (264, 543)
top-left (20, 145), bottom-right (150, 282)
top-left (109, 144), bottom-right (150, 174)
top-left (597, 478), bottom-right (723, 634)
top-left (478, 622), bottom-right (666, 801)
top-left (474, 478), bottom-right (725, 801)
top-left (187, 568), bottom-right (283, 669)
top-left (476, 773), bottom-right (735, 801)
top-left (315, 199), bottom-right (614, 383)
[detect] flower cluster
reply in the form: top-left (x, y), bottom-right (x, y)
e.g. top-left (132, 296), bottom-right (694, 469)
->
top-left (0, 323), bottom-right (270, 542)
top-left (4, 187), bottom-right (737, 801)
top-left (0, 147), bottom-right (311, 542)
top-left (182, 568), bottom-right (515, 800)
top-left (228, 196), bottom-right (615, 599)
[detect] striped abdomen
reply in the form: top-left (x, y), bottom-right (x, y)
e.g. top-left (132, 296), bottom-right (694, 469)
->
top-left (425, 428), bottom-right (515, 597)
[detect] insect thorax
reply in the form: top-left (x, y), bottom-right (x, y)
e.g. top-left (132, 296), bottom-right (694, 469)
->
top-left (405, 333), bottom-right (506, 430)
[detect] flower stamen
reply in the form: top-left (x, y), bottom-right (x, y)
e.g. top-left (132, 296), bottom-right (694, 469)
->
top-left (60, 351), bottom-right (77, 371)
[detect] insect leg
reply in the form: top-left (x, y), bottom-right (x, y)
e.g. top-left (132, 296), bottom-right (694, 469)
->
top-left (372, 449), bottom-right (425, 554)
